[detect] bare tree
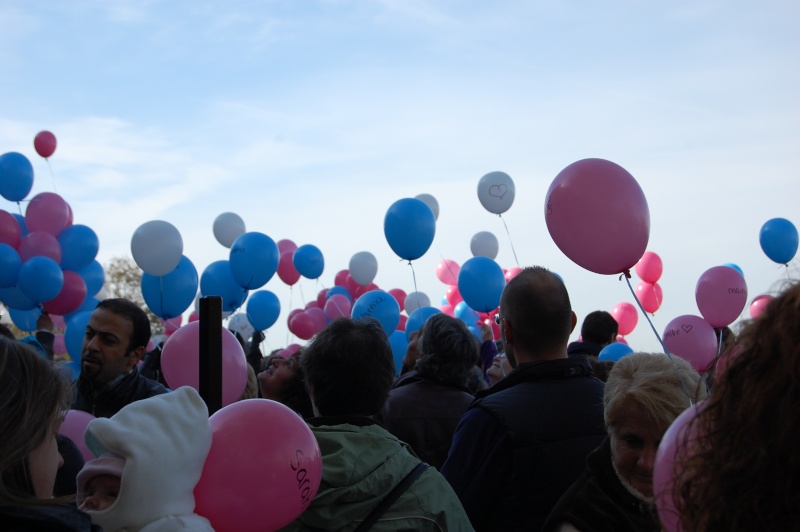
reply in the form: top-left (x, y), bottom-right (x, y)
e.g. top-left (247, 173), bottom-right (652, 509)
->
top-left (103, 256), bottom-right (163, 335)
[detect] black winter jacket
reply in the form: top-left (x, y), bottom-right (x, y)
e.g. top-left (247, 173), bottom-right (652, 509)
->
top-left (72, 366), bottom-right (169, 418)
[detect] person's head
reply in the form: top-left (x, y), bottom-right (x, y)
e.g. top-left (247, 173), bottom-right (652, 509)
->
top-left (301, 318), bottom-right (395, 417)
top-left (76, 453), bottom-right (125, 512)
top-left (0, 338), bottom-right (71, 503)
top-left (81, 299), bottom-right (152, 387)
top-left (486, 353), bottom-right (512, 386)
top-left (416, 314), bottom-right (479, 387)
top-left (580, 311), bottom-right (619, 347)
top-left (497, 266), bottom-right (576, 367)
top-left (675, 282), bottom-right (800, 530)
top-left (258, 351), bottom-right (313, 418)
top-left (604, 353), bottom-right (706, 499)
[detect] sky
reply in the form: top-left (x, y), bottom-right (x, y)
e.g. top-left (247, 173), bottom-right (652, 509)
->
top-left (1, 0), bottom-right (798, 354)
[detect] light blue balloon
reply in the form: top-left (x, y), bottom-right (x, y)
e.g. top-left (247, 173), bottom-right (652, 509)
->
top-left (77, 260), bottom-right (105, 296)
top-left (389, 330), bottom-right (409, 376)
top-left (141, 255), bottom-right (198, 319)
top-left (229, 232), bottom-right (279, 289)
top-left (458, 256), bottom-right (505, 312)
top-left (351, 289), bottom-right (401, 334)
top-left (293, 244), bottom-right (325, 279)
top-left (326, 285), bottom-right (352, 302)
top-left (598, 342), bottom-right (634, 362)
top-left (18, 256), bottom-right (64, 303)
top-left (722, 263), bottom-right (744, 277)
top-left (467, 324), bottom-right (482, 340)
top-left (9, 306), bottom-right (41, 332)
top-left (0, 152), bottom-right (34, 202)
top-left (454, 301), bottom-right (480, 326)
top-left (65, 310), bottom-right (93, 362)
top-left (58, 224), bottom-right (99, 271)
top-left (246, 290), bottom-right (281, 331)
top-left (0, 284), bottom-right (37, 310)
top-left (0, 243), bottom-right (21, 287)
top-left (759, 218), bottom-right (798, 264)
top-left (200, 260), bottom-right (248, 312)
top-left (405, 306), bottom-right (442, 341)
top-left (384, 198), bottom-right (436, 261)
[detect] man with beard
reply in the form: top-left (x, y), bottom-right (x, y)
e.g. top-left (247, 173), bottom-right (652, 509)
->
top-left (72, 298), bottom-right (168, 418)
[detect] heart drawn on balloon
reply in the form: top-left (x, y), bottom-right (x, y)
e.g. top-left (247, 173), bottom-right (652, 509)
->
top-left (489, 184), bottom-right (508, 199)
top-left (681, 324), bottom-right (693, 333)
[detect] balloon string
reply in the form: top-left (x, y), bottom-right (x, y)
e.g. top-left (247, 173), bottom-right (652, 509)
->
top-left (499, 214), bottom-right (520, 268)
top-left (46, 159), bottom-right (58, 194)
top-left (409, 261), bottom-right (419, 295)
top-left (620, 272), bottom-right (695, 406)
top-left (434, 244), bottom-right (459, 284)
top-left (16, 201), bottom-right (23, 216)
top-left (285, 286), bottom-right (294, 345)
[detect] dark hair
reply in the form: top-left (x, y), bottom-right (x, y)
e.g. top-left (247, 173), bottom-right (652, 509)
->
top-left (674, 282), bottom-right (800, 530)
top-left (501, 266), bottom-right (573, 355)
top-left (580, 310), bottom-right (618, 345)
top-left (301, 318), bottom-right (395, 417)
top-left (278, 352), bottom-right (314, 419)
top-left (0, 338), bottom-right (72, 505)
top-left (416, 314), bottom-right (479, 387)
top-left (97, 298), bottom-right (152, 353)
top-left (0, 324), bottom-right (14, 340)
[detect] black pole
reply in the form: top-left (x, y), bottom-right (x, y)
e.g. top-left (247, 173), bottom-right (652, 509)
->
top-left (199, 296), bottom-right (223, 415)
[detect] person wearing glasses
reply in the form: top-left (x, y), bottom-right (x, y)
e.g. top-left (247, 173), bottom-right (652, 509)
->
top-left (441, 267), bottom-right (606, 531)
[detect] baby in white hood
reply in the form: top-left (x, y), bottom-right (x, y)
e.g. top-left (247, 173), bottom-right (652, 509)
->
top-left (77, 386), bottom-right (214, 532)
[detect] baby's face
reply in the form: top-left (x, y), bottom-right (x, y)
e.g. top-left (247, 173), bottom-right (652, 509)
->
top-left (79, 474), bottom-right (120, 512)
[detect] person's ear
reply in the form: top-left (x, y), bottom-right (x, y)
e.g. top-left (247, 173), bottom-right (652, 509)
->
top-left (127, 346), bottom-right (146, 369)
top-left (570, 311), bottom-right (578, 333)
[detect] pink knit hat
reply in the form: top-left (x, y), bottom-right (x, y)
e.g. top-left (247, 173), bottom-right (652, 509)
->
top-left (76, 453), bottom-right (125, 507)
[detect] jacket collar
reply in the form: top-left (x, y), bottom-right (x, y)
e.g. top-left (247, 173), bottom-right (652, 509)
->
top-left (476, 357), bottom-right (593, 399)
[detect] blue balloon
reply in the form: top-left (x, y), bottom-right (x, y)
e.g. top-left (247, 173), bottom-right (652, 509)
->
top-left (64, 296), bottom-right (99, 323)
top-left (200, 260), bottom-right (248, 312)
top-left (229, 232), bottom-right (279, 289)
top-left (388, 330), bottom-right (409, 376)
top-left (723, 263), bottom-right (744, 277)
top-left (351, 289), bottom-right (401, 334)
top-left (458, 256), bottom-right (505, 312)
top-left (598, 342), bottom-right (633, 362)
top-left (58, 224), bottom-right (99, 271)
top-left (293, 244), bottom-right (325, 279)
top-left (12, 214), bottom-right (28, 238)
top-left (0, 284), bottom-right (38, 310)
top-left (384, 198), bottom-right (436, 261)
top-left (454, 301), bottom-right (480, 326)
top-left (65, 310), bottom-right (93, 362)
top-left (9, 306), bottom-right (41, 332)
top-left (759, 218), bottom-right (798, 264)
top-left (326, 285), bottom-right (352, 302)
top-left (405, 306), bottom-right (442, 341)
top-left (18, 256), bottom-right (64, 303)
top-left (246, 290), bottom-right (281, 331)
top-left (0, 243), bottom-right (21, 287)
top-left (141, 255), bottom-right (198, 319)
top-left (0, 152), bottom-right (34, 201)
top-left (77, 260), bottom-right (105, 296)
top-left (467, 324), bottom-right (482, 340)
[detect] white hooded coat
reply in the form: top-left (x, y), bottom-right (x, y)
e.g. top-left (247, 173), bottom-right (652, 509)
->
top-left (82, 386), bottom-right (214, 532)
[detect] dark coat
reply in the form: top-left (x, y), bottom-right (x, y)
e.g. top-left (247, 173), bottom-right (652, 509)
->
top-left (72, 366), bottom-right (169, 418)
top-left (0, 504), bottom-right (100, 532)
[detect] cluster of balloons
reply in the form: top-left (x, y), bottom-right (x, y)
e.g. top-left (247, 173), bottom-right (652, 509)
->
top-left (634, 251), bottom-right (664, 314)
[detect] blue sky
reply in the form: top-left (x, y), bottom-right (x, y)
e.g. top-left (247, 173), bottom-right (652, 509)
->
top-left (1, 0), bottom-right (798, 352)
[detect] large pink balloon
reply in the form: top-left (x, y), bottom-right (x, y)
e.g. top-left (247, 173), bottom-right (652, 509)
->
top-left (18, 231), bottom-right (62, 263)
top-left (59, 410), bottom-right (96, 462)
top-left (43, 270), bottom-right (87, 315)
top-left (34, 131), bottom-right (57, 158)
top-left (324, 294), bottom-right (352, 320)
top-left (695, 266), bottom-right (747, 327)
top-left (276, 239), bottom-right (297, 254)
top-left (288, 311), bottom-right (316, 340)
top-left (436, 259), bottom-right (460, 285)
top-left (277, 250), bottom-right (301, 286)
top-left (749, 294), bottom-right (774, 319)
top-left (0, 209), bottom-right (21, 248)
top-left (194, 399), bottom-right (322, 532)
top-left (611, 302), bottom-right (638, 336)
top-left (545, 158), bottom-right (650, 275)
top-left (635, 251), bottom-right (663, 283)
top-left (25, 192), bottom-right (71, 236)
top-left (160, 322), bottom-right (248, 406)
top-left (662, 315), bottom-right (718, 372)
top-left (636, 281), bottom-right (663, 314)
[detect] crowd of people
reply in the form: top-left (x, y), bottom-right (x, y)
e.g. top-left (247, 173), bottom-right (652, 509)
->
top-left (1, 268), bottom-right (798, 531)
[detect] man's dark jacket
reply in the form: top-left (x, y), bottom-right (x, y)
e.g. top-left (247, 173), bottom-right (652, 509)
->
top-left (72, 366), bottom-right (168, 418)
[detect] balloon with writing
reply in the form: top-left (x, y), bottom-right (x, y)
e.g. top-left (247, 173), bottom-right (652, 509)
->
top-left (477, 171), bottom-right (515, 215)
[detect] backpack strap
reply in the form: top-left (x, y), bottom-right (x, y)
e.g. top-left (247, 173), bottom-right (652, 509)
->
top-left (354, 462), bottom-right (430, 532)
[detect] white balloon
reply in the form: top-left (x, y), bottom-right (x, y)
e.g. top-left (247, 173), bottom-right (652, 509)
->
top-left (349, 251), bottom-right (378, 287)
top-left (471, 231), bottom-right (499, 259)
top-left (213, 212), bottom-right (246, 248)
top-left (227, 313), bottom-right (254, 340)
top-left (477, 171), bottom-right (515, 214)
top-left (404, 291), bottom-right (430, 314)
top-left (130, 220), bottom-right (183, 277)
top-left (414, 193), bottom-right (439, 221)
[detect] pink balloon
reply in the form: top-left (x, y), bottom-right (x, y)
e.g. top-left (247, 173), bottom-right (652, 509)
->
top-left (636, 281), bottom-right (663, 314)
top-left (388, 288), bottom-right (407, 312)
top-left (277, 250), bottom-right (301, 286)
top-left (18, 231), bottom-right (62, 262)
top-left (146, 339), bottom-right (156, 352)
top-left (611, 302), bottom-right (638, 336)
top-left (188, 310), bottom-right (199, 322)
top-left (749, 294), bottom-right (774, 319)
top-left (635, 251), bottom-right (663, 283)
top-left (194, 399), bottom-right (322, 532)
top-left (324, 294), bottom-right (352, 320)
top-left (545, 158), bottom-right (650, 275)
top-left (25, 192), bottom-right (71, 236)
top-left (445, 285), bottom-right (463, 307)
top-left (59, 410), bottom-right (96, 462)
top-left (287, 308), bottom-right (303, 322)
top-left (436, 259), bottom-right (461, 285)
top-left (34, 130), bottom-right (57, 158)
top-left (305, 307), bottom-right (327, 333)
top-left (396, 314), bottom-right (407, 331)
top-left (288, 311), bottom-right (316, 340)
top-left (163, 315), bottom-right (183, 336)
top-left (316, 289), bottom-right (328, 308)
top-left (0, 209), bottom-right (21, 248)
top-left (354, 282), bottom-right (379, 300)
top-left (51, 314), bottom-right (66, 330)
top-left (439, 304), bottom-right (455, 317)
top-left (161, 322), bottom-right (248, 406)
top-left (695, 266), bottom-right (748, 327)
top-left (653, 403), bottom-right (704, 532)
top-left (504, 267), bottom-right (522, 283)
top-left (276, 239), bottom-right (297, 254)
top-left (42, 270), bottom-right (87, 315)
top-left (662, 315), bottom-right (718, 372)
top-left (615, 335), bottom-right (628, 345)
top-left (305, 300), bottom-right (321, 310)
top-left (284, 343), bottom-right (301, 356)
top-left (53, 333), bottom-right (66, 355)
top-left (345, 274), bottom-right (360, 298)
top-left (334, 269), bottom-right (349, 287)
